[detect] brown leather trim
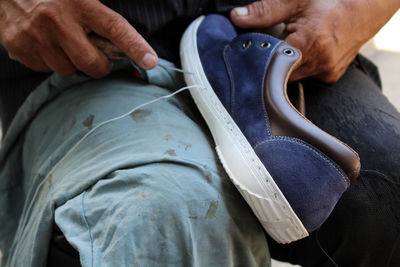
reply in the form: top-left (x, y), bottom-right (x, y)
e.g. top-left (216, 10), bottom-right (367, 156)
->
top-left (264, 42), bottom-right (360, 181)
top-left (294, 82), bottom-right (306, 116)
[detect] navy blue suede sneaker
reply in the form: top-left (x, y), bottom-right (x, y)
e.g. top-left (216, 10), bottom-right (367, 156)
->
top-left (180, 15), bottom-right (361, 243)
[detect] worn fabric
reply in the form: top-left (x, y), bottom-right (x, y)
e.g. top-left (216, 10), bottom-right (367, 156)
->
top-left (0, 60), bottom-right (270, 266)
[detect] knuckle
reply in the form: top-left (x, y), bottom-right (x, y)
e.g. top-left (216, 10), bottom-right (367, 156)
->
top-left (35, 2), bottom-right (55, 18)
top-left (320, 57), bottom-right (336, 73)
top-left (311, 37), bottom-right (328, 51)
top-left (3, 19), bottom-right (46, 54)
top-left (1, 31), bottom-right (16, 50)
top-left (126, 37), bottom-right (146, 58)
top-left (75, 52), bottom-right (98, 71)
top-left (251, 1), bottom-right (269, 17)
top-left (2, 27), bottom-right (25, 51)
top-left (33, 2), bottom-right (63, 27)
top-left (5, 37), bottom-right (28, 57)
top-left (74, 51), bottom-right (111, 77)
top-left (105, 16), bottom-right (128, 39)
top-left (91, 62), bottom-right (111, 77)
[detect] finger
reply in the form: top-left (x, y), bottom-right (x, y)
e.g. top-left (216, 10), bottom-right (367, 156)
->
top-left (230, 0), bottom-right (297, 28)
top-left (40, 43), bottom-right (76, 76)
top-left (89, 34), bottom-right (127, 61)
top-left (290, 58), bottom-right (347, 83)
top-left (5, 33), bottom-right (51, 72)
top-left (289, 65), bottom-right (312, 82)
top-left (84, 2), bottom-right (158, 70)
top-left (284, 31), bottom-right (309, 54)
top-left (285, 32), bottom-right (312, 81)
top-left (8, 51), bottom-right (52, 73)
top-left (58, 25), bottom-right (113, 78)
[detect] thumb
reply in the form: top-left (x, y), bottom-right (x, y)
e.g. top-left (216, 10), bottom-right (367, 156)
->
top-left (230, 0), bottom-right (295, 28)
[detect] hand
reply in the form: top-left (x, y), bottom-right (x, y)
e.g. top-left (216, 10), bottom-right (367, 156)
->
top-left (0, 0), bottom-right (158, 78)
top-left (231, 0), bottom-right (399, 83)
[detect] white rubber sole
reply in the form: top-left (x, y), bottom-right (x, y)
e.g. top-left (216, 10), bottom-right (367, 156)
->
top-left (180, 16), bottom-right (309, 244)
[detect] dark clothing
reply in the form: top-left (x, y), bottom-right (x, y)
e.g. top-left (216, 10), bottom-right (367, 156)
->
top-left (268, 56), bottom-right (400, 266)
top-left (0, 0), bottom-right (254, 131)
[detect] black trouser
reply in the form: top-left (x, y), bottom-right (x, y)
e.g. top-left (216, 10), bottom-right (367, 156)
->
top-left (268, 55), bottom-right (400, 267)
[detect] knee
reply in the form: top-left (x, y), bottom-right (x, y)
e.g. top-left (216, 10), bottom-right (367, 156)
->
top-left (327, 169), bottom-right (399, 243)
top-left (352, 111), bottom-right (400, 178)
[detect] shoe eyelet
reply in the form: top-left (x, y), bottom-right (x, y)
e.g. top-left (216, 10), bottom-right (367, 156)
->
top-left (283, 48), bottom-right (295, 56)
top-left (242, 40), bottom-right (252, 49)
top-left (260, 42), bottom-right (271, 48)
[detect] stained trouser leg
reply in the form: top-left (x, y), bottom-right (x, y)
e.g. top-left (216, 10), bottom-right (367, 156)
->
top-left (36, 69), bottom-right (271, 267)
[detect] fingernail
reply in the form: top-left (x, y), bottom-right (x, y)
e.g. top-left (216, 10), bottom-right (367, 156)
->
top-left (141, 53), bottom-right (158, 69)
top-left (233, 7), bottom-right (248, 17)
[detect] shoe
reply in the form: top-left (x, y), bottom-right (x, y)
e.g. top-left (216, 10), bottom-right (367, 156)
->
top-left (180, 15), bottom-right (360, 243)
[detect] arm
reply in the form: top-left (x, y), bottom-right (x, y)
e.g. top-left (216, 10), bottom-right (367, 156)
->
top-left (0, 0), bottom-right (158, 78)
top-left (230, 0), bottom-right (400, 83)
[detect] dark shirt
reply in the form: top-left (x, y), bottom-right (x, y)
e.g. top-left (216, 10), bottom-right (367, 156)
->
top-left (0, 0), bottom-right (254, 131)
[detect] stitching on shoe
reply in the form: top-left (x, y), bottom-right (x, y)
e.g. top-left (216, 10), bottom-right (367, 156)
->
top-left (253, 136), bottom-right (350, 186)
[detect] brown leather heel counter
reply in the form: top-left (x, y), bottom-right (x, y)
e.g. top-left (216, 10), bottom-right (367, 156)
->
top-left (264, 42), bottom-right (360, 182)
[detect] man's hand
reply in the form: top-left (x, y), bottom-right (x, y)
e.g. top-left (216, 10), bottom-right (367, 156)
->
top-left (0, 0), bottom-right (158, 78)
top-left (231, 0), bottom-right (399, 83)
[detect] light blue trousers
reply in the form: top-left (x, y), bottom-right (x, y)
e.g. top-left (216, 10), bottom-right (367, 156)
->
top-left (0, 61), bottom-right (270, 266)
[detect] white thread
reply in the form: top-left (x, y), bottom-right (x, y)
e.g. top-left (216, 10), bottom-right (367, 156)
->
top-left (10, 81), bottom-right (203, 265)
top-left (47, 84), bottom-right (199, 179)
top-left (158, 62), bottom-right (195, 75)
